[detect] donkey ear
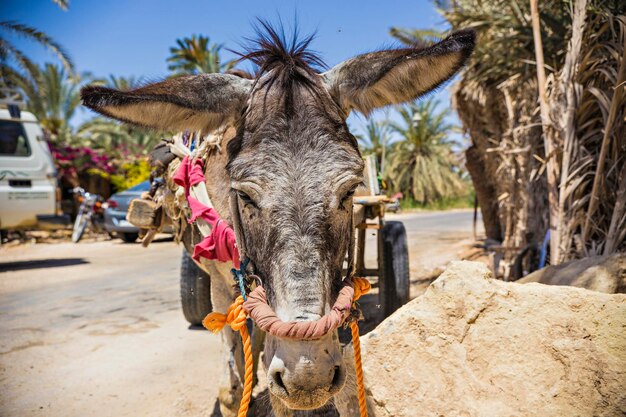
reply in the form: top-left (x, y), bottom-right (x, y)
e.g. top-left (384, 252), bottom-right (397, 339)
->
top-left (81, 73), bottom-right (252, 133)
top-left (322, 29), bottom-right (475, 115)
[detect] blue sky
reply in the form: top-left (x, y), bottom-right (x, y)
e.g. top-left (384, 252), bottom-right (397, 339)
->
top-left (1, 0), bottom-right (460, 140)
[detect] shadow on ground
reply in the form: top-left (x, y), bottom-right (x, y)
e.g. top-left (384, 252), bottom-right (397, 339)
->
top-left (109, 235), bottom-right (175, 245)
top-left (0, 258), bottom-right (89, 272)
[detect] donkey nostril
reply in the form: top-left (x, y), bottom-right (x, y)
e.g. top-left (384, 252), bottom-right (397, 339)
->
top-left (330, 365), bottom-right (346, 391)
top-left (271, 370), bottom-right (288, 394)
top-left (331, 366), bottom-right (340, 385)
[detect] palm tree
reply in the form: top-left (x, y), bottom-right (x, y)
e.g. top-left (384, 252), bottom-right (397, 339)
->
top-left (399, 0), bottom-right (626, 274)
top-left (105, 74), bottom-right (143, 91)
top-left (80, 75), bottom-right (163, 155)
top-left (385, 98), bottom-right (465, 204)
top-left (9, 63), bottom-right (82, 142)
top-left (167, 35), bottom-right (234, 75)
top-left (77, 74), bottom-right (163, 155)
top-left (78, 116), bottom-right (163, 157)
top-left (356, 119), bottom-right (390, 175)
top-left (77, 118), bottom-right (132, 149)
top-left (0, 20), bottom-right (74, 87)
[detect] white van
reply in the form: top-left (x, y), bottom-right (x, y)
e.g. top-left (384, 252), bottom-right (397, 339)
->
top-left (0, 104), bottom-right (69, 231)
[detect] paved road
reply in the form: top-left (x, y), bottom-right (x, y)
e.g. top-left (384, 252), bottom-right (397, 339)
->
top-left (0, 210), bottom-right (478, 417)
top-left (376, 209), bottom-right (481, 282)
top-left (391, 209), bottom-right (480, 232)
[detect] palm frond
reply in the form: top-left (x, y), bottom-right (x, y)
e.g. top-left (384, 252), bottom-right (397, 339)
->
top-left (389, 27), bottom-right (443, 45)
top-left (385, 98), bottom-right (466, 204)
top-left (428, 0), bottom-right (625, 275)
top-left (167, 34), bottom-right (232, 75)
top-left (0, 38), bottom-right (42, 83)
top-left (0, 20), bottom-right (74, 73)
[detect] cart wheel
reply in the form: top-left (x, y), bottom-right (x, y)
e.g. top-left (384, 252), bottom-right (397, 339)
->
top-left (379, 221), bottom-right (410, 317)
top-left (180, 250), bottom-right (212, 325)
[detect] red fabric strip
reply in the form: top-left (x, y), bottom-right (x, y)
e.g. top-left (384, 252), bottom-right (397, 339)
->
top-left (173, 156), bottom-right (240, 268)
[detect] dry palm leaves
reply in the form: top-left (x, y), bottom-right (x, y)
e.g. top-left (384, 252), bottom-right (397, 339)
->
top-left (394, 0), bottom-right (625, 277)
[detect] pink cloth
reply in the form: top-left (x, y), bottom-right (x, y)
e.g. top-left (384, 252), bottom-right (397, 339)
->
top-left (173, 156), bottom-right (240, 268)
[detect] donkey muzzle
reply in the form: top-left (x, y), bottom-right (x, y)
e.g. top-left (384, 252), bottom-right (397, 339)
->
top-left (267, 334), bottom-right (346, 410)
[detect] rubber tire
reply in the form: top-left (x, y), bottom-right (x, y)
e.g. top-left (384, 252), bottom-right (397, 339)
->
top-left (72, 212), bottom-right (89, 243)
top-left (120, 232), bottom-right (139, 243)
top-left (379, 221), bottom-right (410, 317)
top-left (180, 250), bottom-right (212, 325)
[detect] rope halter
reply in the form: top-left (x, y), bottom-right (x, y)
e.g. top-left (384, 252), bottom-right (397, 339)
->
top-left (203, 277), bottom-right (371, 417)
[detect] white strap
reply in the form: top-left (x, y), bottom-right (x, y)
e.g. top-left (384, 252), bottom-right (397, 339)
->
top-left (168, 132), bottom-right (213, 239)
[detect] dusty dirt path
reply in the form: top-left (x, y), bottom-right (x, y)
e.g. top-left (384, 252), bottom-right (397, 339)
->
top-left (0, 237), bottom-right (223, 417)
top-left (370, 209), bottom-right (482, 296)
top-left (0, 210), bottom-right (479, 417)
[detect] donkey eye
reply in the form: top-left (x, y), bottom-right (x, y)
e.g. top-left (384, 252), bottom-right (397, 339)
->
top-left (339, 188), bottom-right (356, 209)
top-left (237, 191), bottom-right (258, 208)
top-left (342, 189), bottom-right (356, 201)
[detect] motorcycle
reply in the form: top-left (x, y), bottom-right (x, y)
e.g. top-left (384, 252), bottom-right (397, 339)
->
top-left (71, 187), bottom-right (106, 243)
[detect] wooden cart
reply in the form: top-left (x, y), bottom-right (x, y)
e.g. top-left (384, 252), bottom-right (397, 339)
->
top-left (352, 194), bottom-right (410, 318)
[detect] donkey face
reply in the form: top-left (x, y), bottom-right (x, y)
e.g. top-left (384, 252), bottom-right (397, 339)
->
top-left (227, 50), bottom-right (364, 410)
top-left (81, 25), bottom-right (474, 411)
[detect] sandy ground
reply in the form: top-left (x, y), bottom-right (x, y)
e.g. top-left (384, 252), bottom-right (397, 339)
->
top-left (0, 210), bottom-right (481, 417)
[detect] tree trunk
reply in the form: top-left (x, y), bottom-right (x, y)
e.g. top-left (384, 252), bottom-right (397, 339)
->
top-left (530, 0), bottom-right (561, 265)
top-left (466, 145), bottom-right (503, 241)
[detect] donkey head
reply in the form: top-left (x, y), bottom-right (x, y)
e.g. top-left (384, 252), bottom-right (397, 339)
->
top-left (81, 24), bottom-right (474, 411)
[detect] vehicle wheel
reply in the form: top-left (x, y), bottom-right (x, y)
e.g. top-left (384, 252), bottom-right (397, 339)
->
top-left (378, 221), bottom-right (410, 317)
top-left (71, 212), bottom-right (89, 243)
top-left (120, 232), bottom-right (139, 243)
top-left (180, 250), bottom-right (212, 325)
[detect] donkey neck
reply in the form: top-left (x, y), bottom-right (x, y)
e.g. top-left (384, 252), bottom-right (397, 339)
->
top-left (199, 126), bottom-right (238, 223)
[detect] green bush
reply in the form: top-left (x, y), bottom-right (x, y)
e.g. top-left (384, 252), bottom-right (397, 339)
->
top-left (109, 159), bottom-right (151, 192)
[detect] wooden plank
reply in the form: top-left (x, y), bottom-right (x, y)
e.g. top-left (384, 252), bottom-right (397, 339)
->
top-left (127, 199), bottom-right (160, 229)
top-left (354, 195), bottom-right (393, 206)
top-left (353, 204), bottom-right (366, 226)
top-left (356, 227), bottom-right (366, 273)
top-left (356, 223), bottom-right (381, 230)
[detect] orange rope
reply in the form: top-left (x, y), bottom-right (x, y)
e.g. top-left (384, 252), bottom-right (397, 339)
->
top-left (352, 277), bottom-right (371, 301)
top-left (238, 324), bottom-right (253, 416)
top-left (351, 277), bottom-right (370, 417)
top-left (351, 321), bottom-right (368, 417)
top-left (203, 277), bottom-right (371, 417)
top-left (203, 296), bottom-right (253, 417)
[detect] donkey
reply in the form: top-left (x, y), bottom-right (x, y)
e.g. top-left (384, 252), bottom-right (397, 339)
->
top-left (81, 23), bottom-right (475, 416)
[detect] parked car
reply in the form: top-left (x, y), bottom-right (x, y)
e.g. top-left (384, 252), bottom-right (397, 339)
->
top-left (103, 181), bottom-right (152, 243)
top-left (0, 104), bottom-right (69, 233)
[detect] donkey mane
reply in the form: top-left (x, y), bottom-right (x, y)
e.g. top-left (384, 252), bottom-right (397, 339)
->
top-left (234, 20), bottom-right (331, 114)
top-left (237, 19), bottom-right (326, 85)
top-left (225, 20), bottom-right (357, 163)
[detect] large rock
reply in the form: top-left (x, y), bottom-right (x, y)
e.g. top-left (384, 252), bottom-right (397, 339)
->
top-left (518, 253), bottom-right (626, 293)
top-left (362, 261), bottom-right (626, 417)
